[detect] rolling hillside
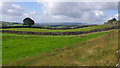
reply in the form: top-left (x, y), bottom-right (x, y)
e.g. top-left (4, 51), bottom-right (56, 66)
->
top-left (2, 29), bottom-right (118, 66)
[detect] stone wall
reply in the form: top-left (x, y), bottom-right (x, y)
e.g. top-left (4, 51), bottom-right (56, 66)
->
top-left (1, 25), bottom-right (96, 30)
top-left (1, 26), bottom-right (120, 35)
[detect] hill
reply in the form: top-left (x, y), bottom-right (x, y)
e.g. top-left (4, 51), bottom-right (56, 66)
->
top-left (0, 21), bottom-right (22, 27)
top-left (2, 29), bottom-right (118, 66)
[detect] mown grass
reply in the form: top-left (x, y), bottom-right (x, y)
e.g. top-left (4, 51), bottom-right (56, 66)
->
top-left (2, 30), bottom-right (110, 64)
top-left (1, 25), bottom-right (110, 32)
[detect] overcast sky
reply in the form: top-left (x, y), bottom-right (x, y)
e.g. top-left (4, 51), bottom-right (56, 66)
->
top-left (0, 1), bottom-right (119, 24)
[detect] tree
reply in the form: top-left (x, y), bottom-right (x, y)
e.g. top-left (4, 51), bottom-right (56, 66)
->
top-left (108, 18), bottom-right (117, 23)
top-left (23, 17), bottom-right (35, 26)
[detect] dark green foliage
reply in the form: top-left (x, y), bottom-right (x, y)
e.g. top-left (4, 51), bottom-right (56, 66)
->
top-left (108, 18), bottom-right (117, 23)
top-left (23, 17), bottom-right (35, 26)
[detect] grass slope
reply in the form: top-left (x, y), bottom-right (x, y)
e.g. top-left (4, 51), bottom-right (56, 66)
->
top-left (2, 29), bottom-right (118, 66)
top-left (9, 30), bottom-right (118, 66)
top-left (1, 25), bottom-right (110, 32)
top-left (2, 31), bottom-right (109, 64)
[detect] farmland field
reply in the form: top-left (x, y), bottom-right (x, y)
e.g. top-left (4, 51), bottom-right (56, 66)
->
top-left (2, 29), bottom-right (118, 66)
top-left (1, 25), bottom-right (111, 32)
top-left (1, 1), bottom-right (120, 67)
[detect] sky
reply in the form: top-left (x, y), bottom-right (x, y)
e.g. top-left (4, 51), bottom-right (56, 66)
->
top-left (0, 1), bottom-right (119, 24)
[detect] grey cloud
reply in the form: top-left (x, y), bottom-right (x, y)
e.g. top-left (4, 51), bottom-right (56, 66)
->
top-left (40, 2), bottom-right (117, 24)
top-left (1, 2), bottom-right (24, 16)
top-left (0, 2), bottom-right (25, 22)
top-left (44, 2), bottom-right (117, 18)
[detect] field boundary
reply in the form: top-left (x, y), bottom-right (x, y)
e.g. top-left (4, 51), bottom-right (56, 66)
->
top-left (1, 26), bottom-right (119, 35)
top-left (1, 25), bottom-right (96, 30)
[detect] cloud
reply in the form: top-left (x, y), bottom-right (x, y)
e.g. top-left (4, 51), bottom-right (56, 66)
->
top-left (37, 0), bottom-right (119, 2)
top-left (0, 1), bottom-right (118, 24)
top-left (23, 13), bottom-right (29, 16)
top-left (0, 2), bottom-right (25, 22)
top-left (30, 11), bottom-right (36, 15)
top-left (39, 2), bottom-right (117, 24)
top-left (41, 2), bottom-right (117, 16)
top-left (114, 14), bottom-right (118, 19)
top-left (1, 0), bottom-right (119, 2)
top-left (96, 11), bottom-right (104, 16)
top-left (114, 14), bottom-right (118, 17)
top-left (106, 13), bottom-right (118, 22)
top-left (1, 2), bottom-right (37, 22)
top-left (1, 2), bottom-right (24, 16)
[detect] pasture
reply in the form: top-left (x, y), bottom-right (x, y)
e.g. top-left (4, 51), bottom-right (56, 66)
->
top-left (2, 29), bottom-right (118, 66)
top-left (1, 25), bottom-right (111, 32)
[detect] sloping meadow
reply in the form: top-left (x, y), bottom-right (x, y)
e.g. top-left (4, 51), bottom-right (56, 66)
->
top-left (2, 29), bottom-right (118, 66)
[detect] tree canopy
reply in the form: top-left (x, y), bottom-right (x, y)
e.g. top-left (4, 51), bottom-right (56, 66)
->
top-left (23, 17), bottom-right (35, 26)
top-left (107, 18), bottom-right (117, 23)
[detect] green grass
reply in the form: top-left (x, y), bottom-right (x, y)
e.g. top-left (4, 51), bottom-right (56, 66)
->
top-left (0, 32), bottom-right (1, 65)
top-left (2, 31), bottom-right (109, 64)
top-left (1, 25), bottom-right (111, 32)
top-left (0, 21), bottom-right (23, 26)
top-left (8, 24), bottom-right (23, 26)
top-left (21, 30), bottom-right (118, 66)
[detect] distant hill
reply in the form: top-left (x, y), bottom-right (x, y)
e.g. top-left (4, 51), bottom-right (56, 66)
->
top-left (35, 22), bottom-right (87, 26)
top-left (1, 21), bottom-right (96, 28)
top-left (0, 21), bottom-right (22, 27)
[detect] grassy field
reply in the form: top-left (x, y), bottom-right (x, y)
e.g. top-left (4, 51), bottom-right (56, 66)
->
top-left (1, 25), bottom-right (111, 32)
top-left (0, 21), bottom-right (23, 27)
top-left (2, 29), bottom-right (118, 66)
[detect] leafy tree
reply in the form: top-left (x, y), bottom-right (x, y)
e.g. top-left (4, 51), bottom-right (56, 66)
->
top-left (23, 17), bottom-right (35, 26)
top-left (108, 18), bottom-right (117, 23)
